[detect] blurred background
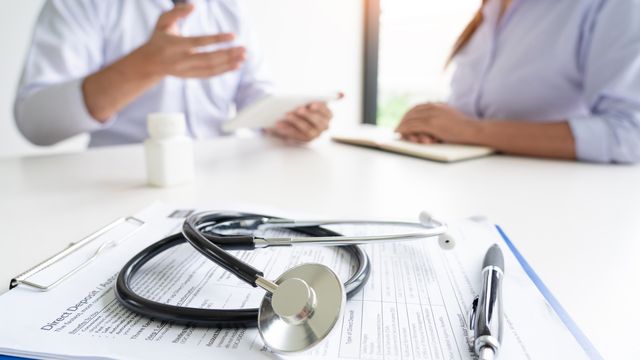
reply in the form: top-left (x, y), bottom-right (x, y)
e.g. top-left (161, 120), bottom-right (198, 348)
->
top-left (0, 0), bottom-right (476, 157)
top-left (376, 0), bottom-right (476, 128)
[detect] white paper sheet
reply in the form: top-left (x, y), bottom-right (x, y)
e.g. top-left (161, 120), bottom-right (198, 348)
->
top-left (0, 203), bottom-right (590, 359)
top-left (332, 126), bottom-right (494, 163)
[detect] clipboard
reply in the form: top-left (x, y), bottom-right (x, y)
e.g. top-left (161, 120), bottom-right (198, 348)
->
top-left (9, 217), bottom-right (145, 292)
top-left (494, 226), bottom-right (603, 360)
top-left (1, 218), bottom-right (603, 359)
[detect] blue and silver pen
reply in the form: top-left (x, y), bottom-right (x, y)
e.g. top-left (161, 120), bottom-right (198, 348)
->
top-left (470, 244), bottom-right (504, 360)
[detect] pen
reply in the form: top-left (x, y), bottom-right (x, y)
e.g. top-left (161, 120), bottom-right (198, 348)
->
top-left (470, 244), bottom-right (504, 360)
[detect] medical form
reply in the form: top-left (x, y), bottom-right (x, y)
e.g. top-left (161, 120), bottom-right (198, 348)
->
top-left (0, 203), bottom-right (595, 359)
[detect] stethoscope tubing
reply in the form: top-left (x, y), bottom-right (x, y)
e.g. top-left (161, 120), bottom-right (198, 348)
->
top-left (115, 233), bottom-right (258, 327)
top-left (183, 215), bottom-right (264, 285)
top-left (115, 211), bottom-right (446, 329)
top-left (114, 232), bottom-right (370, 328)
top-left (182, 212), bottom-right (446, 287)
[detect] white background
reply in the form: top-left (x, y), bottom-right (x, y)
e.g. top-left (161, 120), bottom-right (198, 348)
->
top-left (0, 0), bottom-right (363, 157)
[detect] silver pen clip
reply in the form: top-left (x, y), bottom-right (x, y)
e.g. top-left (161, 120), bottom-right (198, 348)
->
top-left (468, 296), bottom-right (479, 348)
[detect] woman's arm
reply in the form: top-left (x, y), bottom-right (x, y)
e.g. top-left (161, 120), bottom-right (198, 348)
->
top-left (398, 0), bottom-right (640, 163)
top-left (395, 103), bottom-right (576, 160)
top-left (474, 120), bottom-right (575, 159)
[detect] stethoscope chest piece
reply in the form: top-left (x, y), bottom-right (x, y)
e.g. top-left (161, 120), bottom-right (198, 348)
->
top-left (258, 263), bottom-right (345, 353)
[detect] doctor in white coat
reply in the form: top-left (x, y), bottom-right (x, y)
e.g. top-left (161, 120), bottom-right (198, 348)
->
top-left (14, 1), bottom-right (334, 147)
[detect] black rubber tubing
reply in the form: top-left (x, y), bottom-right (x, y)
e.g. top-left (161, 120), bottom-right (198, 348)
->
top-left (115, 231), bottom-right (370, 328)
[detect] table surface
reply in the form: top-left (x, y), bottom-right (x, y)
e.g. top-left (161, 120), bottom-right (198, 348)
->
top-left (1, 136), bottom-right (638, 358)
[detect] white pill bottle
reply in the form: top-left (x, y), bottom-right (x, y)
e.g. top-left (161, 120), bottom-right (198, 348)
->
top-left (144, 113), bottom-right (195, 187)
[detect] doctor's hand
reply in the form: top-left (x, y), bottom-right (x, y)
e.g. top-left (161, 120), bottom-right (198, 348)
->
top-left (266, 102), bottom-right (333, 142)
top-left (83, 3), bottom-right (247, 122)
top-left (395, 103), bottom-right (481, 144)
top-left (136, 3), bottom-right (246, 79)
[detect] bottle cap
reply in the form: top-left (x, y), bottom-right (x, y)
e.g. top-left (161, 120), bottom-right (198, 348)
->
top-left (147, 113), bottom-right (187, 139)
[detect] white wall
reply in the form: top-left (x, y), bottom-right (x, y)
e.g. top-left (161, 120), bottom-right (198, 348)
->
top-left (244, 0), bottom-right (363, 131)
top-left (0, 0), bottom-right (363, 158)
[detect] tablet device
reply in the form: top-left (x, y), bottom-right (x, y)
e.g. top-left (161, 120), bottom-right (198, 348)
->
top-left (223, 93), bottom-right (341, 131)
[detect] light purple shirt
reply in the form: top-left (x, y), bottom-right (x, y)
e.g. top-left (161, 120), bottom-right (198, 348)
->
top-left (450, 0), bottom-right (640, 163)
top-left (14, 0), bottom-right (272, 147)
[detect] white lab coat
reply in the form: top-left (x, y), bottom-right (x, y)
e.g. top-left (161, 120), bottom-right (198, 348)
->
top-left (14, 0), bottom-right (272, 147)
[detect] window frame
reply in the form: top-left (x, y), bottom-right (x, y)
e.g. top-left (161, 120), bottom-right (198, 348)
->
top-left (363, 0), bottom-right (381, 125)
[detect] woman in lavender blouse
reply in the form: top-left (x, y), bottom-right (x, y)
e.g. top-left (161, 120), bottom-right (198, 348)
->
top-left (395, 0), bottom-right (640, 163)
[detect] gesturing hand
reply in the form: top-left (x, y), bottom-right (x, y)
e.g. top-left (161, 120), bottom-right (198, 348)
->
top-left (138, 3), bottom-right (246, 79)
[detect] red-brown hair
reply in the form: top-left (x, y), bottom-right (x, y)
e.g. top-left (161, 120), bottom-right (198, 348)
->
top-left (447, 0), bottom-right (487, 66)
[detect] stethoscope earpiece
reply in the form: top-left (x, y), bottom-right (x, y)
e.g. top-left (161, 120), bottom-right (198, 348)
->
top-left (438, 233), bottom-right (456, 250)
top-left (419, 211), bottom-right (455, 249)
top-left (419, 210), bottom-right (434, 226)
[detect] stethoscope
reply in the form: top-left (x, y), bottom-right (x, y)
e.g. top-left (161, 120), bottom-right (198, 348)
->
top-left (115, 211), bottom-right (453, 353)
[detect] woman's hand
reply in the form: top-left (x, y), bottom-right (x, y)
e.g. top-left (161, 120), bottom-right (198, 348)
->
top-left (266, 102), bottom-right (333, 142)
top-left (395, 102), bottom-right (481, 144)
top-left (395, 102), bottom-right (577, 160)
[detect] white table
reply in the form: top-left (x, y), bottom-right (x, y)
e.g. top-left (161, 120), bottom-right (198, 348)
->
top-left (1, 136), bottom-right (638, 358)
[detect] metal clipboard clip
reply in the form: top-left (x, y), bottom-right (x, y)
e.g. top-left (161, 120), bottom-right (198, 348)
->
top-left (10, 216), bottom-right (146, 291)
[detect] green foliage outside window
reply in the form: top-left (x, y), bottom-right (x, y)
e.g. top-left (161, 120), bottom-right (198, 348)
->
top-left (376, 93), bottom-right (411, 128)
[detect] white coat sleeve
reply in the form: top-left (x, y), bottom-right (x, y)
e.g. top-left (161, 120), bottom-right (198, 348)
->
top-left (13, 0), bottom-right (110, 146)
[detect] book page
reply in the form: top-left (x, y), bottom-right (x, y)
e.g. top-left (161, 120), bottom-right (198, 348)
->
top-left (332, 126), bottom-right (493, 162)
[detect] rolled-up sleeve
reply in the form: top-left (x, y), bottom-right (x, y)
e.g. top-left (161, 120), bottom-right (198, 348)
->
top-left (568, 0), bottom-right (640, 163)
top-left (14, 0), bottom-right (110, 146)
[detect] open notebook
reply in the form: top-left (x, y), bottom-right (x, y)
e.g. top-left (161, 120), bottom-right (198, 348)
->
top-left (332, 126), bottom-right (494, 163)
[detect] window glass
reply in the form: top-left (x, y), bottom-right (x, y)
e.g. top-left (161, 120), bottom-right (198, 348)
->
top-left (377, 1), bottom-right (478, 127)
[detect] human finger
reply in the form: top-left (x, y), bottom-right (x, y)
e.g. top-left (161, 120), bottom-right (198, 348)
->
top-left (179, 33), bottom-right (236, 49)
top-left (399, 132), bottom-right (416, 142)
top-left (417, 133), bottom-right (437, 144)
top-left (395, 107), bottom-right (426, 132)
top-left (270, 120), bottom-right (310, 142)
top-left (405, 134), bottom-right (422, 143)
top-left (283, 113), bottom-right (320, 140)
top-left (397, 119), bottom-right (438, 135)
top-left (179, 47), bottom-right (245, 70)
top-left (296, 107), bottom-right (330, 132)
top-left (395, 114), bottom-right (411, 133)
top-left (178, 58), bottom-right (243, 78)
top-left (396, 115), bottom-right (426, 133)
top-left (156, 4), bottom-right (195, 31)
top-left (307, 102), bottom-right (332, 119)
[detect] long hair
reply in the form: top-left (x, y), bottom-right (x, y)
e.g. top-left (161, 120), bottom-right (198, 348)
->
top-left (446, 0), bottom-right (487, 67)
